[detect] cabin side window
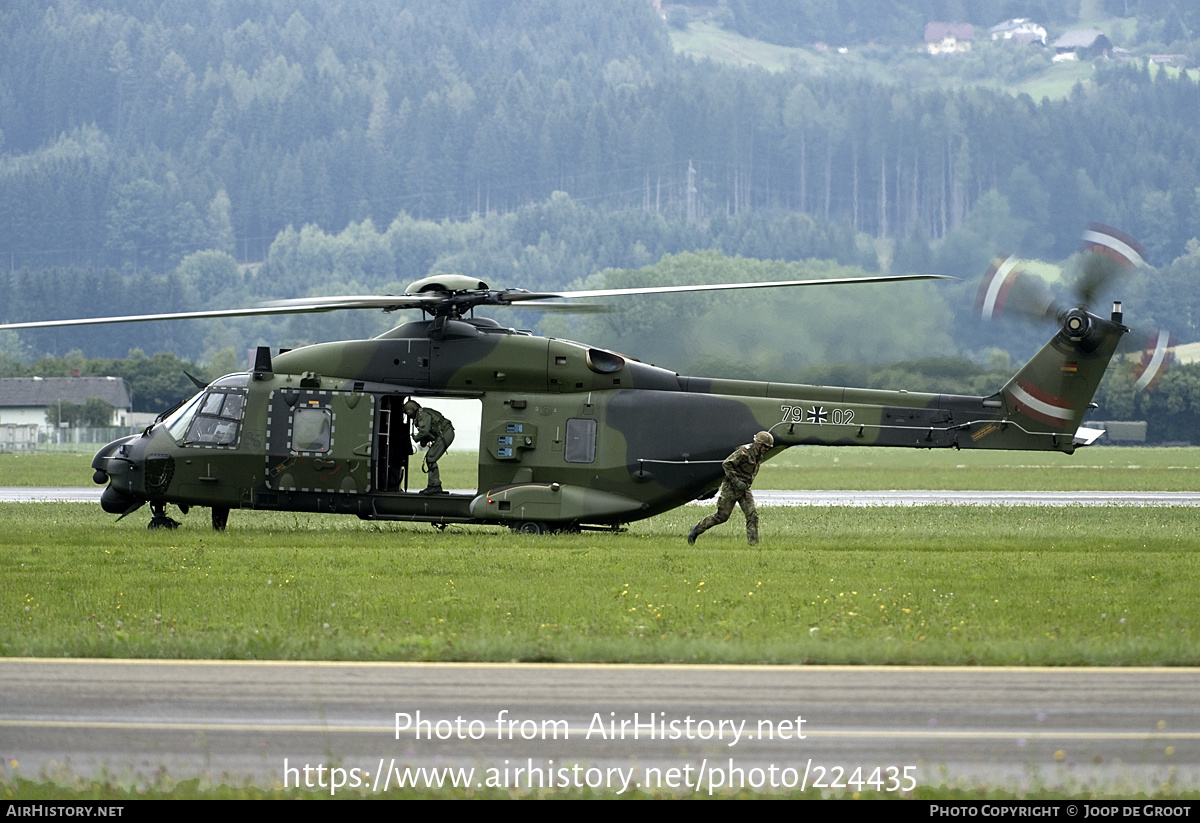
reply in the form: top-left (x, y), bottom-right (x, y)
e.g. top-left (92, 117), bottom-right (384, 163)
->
top-left (563, 418), bottom-right (597, 463)
top-left (292, 407), bottom-right (331, 453)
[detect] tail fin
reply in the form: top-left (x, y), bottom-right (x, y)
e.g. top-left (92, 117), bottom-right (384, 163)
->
top-left (999, 307), bottom-right (1125, 439)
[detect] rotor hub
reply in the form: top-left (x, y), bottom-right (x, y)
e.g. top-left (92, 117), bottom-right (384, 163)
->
top-left (1062, 308), bottom-right (1091, 341)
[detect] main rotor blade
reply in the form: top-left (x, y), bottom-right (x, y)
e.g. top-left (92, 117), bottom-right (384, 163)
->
top-left (260, 294), bottom-right (449, 311)
top-left (0, 304), bottom-right (339, 331)
top-left (543, 273), bottom-right (957, 301)
top-left (0, 273), bottom-right (954, 331)
top-left (267, 293), bottom-right (613, 313)
top-left (0, 294), bottom-right (447, 331)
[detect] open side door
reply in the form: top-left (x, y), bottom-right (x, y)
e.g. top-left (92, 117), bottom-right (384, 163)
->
top-left (373, 395), bottom-right (415, 492)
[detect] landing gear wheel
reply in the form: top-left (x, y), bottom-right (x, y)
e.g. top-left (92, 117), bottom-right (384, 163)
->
top-left (511, 520), bottom-right (548, 535)
top-left (147, 502), bottom-right (180, 530)
top-left (211, 506), bottom-right (230, 531)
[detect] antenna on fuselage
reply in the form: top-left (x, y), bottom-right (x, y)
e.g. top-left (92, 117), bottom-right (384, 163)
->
top-left (252, 346), bottom-right (274, 380)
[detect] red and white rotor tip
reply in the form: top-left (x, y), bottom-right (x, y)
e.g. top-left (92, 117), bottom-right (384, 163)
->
top-left (1133, 328), bottom-right (1174, 393)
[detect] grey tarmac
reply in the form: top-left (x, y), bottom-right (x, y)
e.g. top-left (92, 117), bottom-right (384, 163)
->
top-left (2, 659), bottom-right (1199, 793)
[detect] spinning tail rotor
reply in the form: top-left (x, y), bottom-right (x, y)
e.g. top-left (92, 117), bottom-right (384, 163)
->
top-left (975, 224), bottom-right (1173, 392)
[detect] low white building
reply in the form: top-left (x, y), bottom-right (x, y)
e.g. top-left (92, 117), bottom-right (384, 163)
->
top-left (1053, 29), bottom-right (1112, 59)
top-left (925, 22), bottom-right (975, 55)
top-left (0, 376), bottom-right (133, 430)
top-left (989, 18), bottom-right (1047, 46)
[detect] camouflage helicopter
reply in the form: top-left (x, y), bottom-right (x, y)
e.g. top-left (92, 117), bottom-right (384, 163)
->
top-left (0, 229), bottom-right (1150, 534)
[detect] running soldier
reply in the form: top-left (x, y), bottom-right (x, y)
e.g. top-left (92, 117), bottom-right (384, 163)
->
top-left (688, 430), bottom-right (774, 545)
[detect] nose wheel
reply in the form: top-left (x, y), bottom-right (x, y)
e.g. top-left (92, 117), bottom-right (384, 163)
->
top-left (211, 506), bottom-right (230, 531)
top-left (147, 502), bottom-right (180, 530)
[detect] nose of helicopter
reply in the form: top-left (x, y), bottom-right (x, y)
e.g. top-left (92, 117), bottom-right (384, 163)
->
top-left (100, 484), bottom-right (143, 515)
top-left (92, 434), bottom-right (147, 513)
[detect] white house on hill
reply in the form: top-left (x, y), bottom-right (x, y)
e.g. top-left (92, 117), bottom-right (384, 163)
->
top-left (989, 18), bottom-right (1047, 46)
top-left (925, 22), bottom-right (975, 55)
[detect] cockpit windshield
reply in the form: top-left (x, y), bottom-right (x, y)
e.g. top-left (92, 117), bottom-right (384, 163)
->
top-left (164, 387), bottom-right (247, 446)
top-left (163, 391), bottom-right (205, 441)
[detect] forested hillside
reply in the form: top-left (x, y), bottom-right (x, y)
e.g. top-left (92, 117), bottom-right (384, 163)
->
top-left (3, 0), bottom-right (1200, 392)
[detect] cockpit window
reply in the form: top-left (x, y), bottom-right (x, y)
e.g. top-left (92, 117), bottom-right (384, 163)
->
top-left (164, 391), bottom-right (205, 441)
top-left (210, 372), bottom-right (251, 389)
top-left (166, 389), bottom-right (247, 447)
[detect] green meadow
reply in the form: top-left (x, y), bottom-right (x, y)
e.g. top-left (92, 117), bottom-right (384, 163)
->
top-left (2, 447), bottom-right (1198, 665)
top-left (4, 445), bottom-right (1199, 490)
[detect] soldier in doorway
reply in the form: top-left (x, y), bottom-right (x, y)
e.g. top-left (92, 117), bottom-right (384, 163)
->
top-left (688, 430), bottom-right (774, 545)
top-left (403, 400), bottom-right (455, 495)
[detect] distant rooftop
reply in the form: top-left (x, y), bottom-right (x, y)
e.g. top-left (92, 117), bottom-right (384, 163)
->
top-left (925, 22), bottom-right (975, 43)
top-left (1053, 29), bottom-right (1108, 50)
top-left (0, 376), bottom-right (132, 408)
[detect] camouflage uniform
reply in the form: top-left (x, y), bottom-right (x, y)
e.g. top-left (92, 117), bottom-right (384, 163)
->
top-left (690, 441), bottom-right (764, 544)
top-left (412, 405), bottom-right (455, 491)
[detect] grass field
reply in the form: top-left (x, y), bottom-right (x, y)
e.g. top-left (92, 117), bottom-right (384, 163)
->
top-left (3, 484), bottom-right (1198, 664)
top-left (3, 449), bottom-right (1198, 665)
top-left (4, 445), bottom-right (1199, 490)
top-left (670, 21), bottom-right (820, 73)
top-left (762, 446), bottom-right (1200, 491)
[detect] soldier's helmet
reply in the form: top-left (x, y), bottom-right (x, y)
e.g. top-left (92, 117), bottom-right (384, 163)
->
top-left (753, 431), bottom-right (774, 448)
top-left (403, 400), bottom-right (420, 416)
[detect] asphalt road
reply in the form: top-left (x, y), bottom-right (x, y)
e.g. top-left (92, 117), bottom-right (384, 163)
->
top-left (3, 659), bottom-right (1198, 794)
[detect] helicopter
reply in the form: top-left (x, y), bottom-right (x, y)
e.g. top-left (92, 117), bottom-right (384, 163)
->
top-left (0, 232), bottom-right (1145, 534)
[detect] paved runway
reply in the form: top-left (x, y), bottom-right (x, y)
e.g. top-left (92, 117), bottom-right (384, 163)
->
top-left (6, 487), bottom-right (1200, 506)
top-left (3, 659), bottom-right (1198, 794)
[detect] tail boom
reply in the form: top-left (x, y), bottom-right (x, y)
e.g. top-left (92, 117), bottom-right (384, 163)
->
top-left (677, 307), bottom-right (1126, 455)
